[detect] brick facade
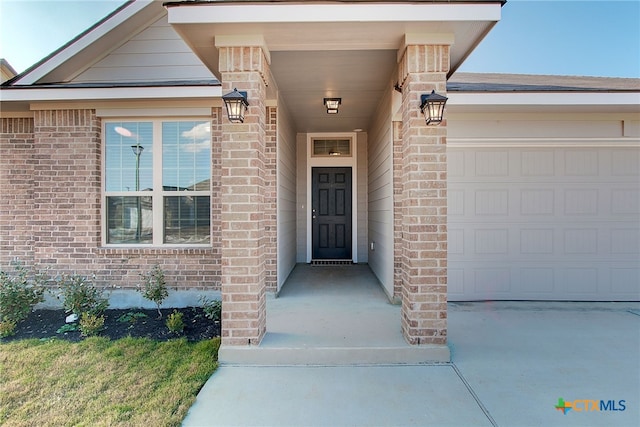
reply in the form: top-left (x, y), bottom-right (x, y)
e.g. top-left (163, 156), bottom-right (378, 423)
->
top-left (0, 110), bottom-right (222, 291)
top-left (264, 106), bottom-right (278, 292)
top-left (392, 120), bottom-right (403, 300)
top-left (2, 43), bottom-right (449, 348)
top-left (219, 46), bottom-right (271, 346)
top-left (397, 45), bottom-right (449, 345)
top-left (0, 118), bottom-right (35, 266)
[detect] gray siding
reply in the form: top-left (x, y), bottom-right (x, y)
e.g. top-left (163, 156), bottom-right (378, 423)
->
top-left (277, 100), bottom-right (297, 290)
top-left (366, 85), bottom-right (394, 296)
top-left (357, 133), bottom-right (369, 264)
top-left (74, 16), bottom-right (214, 83)
top-left (296, 134), bottom-right (308, 262)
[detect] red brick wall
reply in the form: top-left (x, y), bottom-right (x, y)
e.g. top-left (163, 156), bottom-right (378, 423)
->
top-left (0, 118), bottom-right (35, 266)
top-left (0, 109), bottom-right (222, 292)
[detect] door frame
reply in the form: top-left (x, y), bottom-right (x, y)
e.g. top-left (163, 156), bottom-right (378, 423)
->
top-left (306, 132), bottom-right (358, 263)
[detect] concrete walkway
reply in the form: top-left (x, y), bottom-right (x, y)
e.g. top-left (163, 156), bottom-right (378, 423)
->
top-left (183, 265), bottom-right (640, 427)
top-left (218, 265), bottom-right (449, 365)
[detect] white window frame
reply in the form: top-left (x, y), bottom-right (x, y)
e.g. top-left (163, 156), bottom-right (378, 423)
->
top-left (102, 118), bottom-right (212, 247)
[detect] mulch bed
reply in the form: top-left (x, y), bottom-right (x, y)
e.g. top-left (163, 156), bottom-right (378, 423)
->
top-left (1, 307), bottom-right (221, 343)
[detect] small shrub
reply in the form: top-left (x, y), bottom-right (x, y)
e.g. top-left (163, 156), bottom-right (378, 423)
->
top-left (200, 296), bottom-right (222, 322)
top-left (79, 312), bottom-right (105, 337)
top-left (139, 265), bottom-right (168, 318)
top-left (57, 274), bottom-right (108, 316)
top-left (0, 320), bottom-right (17, 337)
top-left (165, 310), bottom-right (184, 335)
top-left (117, 311), bottom-right (148, 325)
top-left (0, 262), bottom-right (47, 324)
top-left (57, 323), bottom-right (79, 334)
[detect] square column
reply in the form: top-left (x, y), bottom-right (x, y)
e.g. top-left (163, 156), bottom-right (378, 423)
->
top-left (219, 46), bottom-right (270, 346)
top-left (398, 44), bottom-right (450, 345)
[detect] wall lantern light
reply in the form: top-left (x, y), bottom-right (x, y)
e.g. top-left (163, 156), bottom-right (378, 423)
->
top-left (222, 88), bottom-right (249, 123)
top-left (323, 98), bottom-right (341, 114)
top-left (419, 90), bottom-right (448, 125)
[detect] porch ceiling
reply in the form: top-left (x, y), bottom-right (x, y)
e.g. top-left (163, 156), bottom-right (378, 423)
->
top-left (167, 1), bottom-right (502, 132)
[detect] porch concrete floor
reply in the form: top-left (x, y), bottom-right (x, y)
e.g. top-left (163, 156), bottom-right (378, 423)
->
top-left (218, 264), bottom-right (449, 365)
top-left (184, 268), bottom-right (640, 426)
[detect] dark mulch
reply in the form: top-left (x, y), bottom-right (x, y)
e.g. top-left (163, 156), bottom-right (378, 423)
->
top-left (1, 307), bottom-right (221, 343)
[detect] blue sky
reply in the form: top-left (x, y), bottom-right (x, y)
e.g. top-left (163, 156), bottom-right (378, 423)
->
top-left (0, 0), bottom-right (638, 78)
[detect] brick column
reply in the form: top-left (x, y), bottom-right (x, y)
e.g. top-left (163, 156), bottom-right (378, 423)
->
top-left (264, 106), bottom-right (278, 292)
top-left (219, 46), bottom-right (269, 346)
top-left (398, 45), bottom-right (449, 345)
top-left (392, 120), bottom-right (403, 301)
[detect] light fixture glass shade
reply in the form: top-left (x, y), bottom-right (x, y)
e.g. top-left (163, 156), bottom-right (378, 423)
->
top-left (419, 90), bottom-right (448, 125)
top-left (222, 88), bottom-right (249, 123)
top-left (323, 98), bottom-right (341, 114)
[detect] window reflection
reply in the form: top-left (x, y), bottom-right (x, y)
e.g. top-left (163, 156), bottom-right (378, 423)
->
top-left (164, 196), bottom-right (210, 244)
top-left (106, 196), bottom-right (153, 244)
top-left (105, 122), bottom-right (153, 192)
top-left (162, 122), bottom-right (211, 190)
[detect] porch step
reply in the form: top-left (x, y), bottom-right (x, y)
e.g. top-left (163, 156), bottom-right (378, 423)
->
top-left (218, 344), bottom-right (450, 366)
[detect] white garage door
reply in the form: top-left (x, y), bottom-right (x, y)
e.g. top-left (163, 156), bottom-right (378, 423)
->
top-left (448, 146), bottom-right (640, 301)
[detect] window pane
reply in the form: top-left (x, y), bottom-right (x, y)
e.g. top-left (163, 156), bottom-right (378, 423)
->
top-left (163, 121), bottom-right (211, 191)
top-left (105, 122), bottom-right (153, 191)
top-left (106, 196), bottom-right (153, 244)
top-left (313, 139), bottom-right (351, 156)
top-left (164, 196), bottom-right (210, 244)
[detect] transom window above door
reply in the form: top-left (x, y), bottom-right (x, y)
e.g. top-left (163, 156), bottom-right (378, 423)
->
top-left (103, 120), bottom-right (211, 246)
top-left (312, 139), bottom-right (351, 157)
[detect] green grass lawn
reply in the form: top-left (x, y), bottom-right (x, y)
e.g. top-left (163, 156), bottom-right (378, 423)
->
top-left (0, 337), bottom-right (219, 427)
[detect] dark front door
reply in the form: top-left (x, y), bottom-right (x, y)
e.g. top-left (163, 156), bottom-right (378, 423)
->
top-left (312, 167), bottom-right (352, 260)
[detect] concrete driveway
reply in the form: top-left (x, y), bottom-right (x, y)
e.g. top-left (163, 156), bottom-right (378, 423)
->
top-left (183, 300), bottom-right (639, 427)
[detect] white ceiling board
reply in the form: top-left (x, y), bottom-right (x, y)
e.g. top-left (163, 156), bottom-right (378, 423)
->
top-left (271, 50), bottom-right (397, 132)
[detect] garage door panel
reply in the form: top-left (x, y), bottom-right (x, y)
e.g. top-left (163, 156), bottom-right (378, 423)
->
top-left (611, 268), bottom-right (640, 295)
top-left (563, 189), bottom-right (598, 215)
top-left (520, 189), bottom-right (555, 215)
top-left (474, 268), bottom-right (511, 294)
top-left (564, 150), bottom-right (599, 176)
top-left (564, 229), bottom-right (599, 254)
top-left (611, 149), bottom-right (640, 176)
top-left (611, 188), bottom-right (640, 214)
top-left (448, 261), bottom-right (639, 301)
top-left (520, 228), bottom-right (554, 254)
top-left (611, 228), bottom-right (640, 254)
top-left (521, 150), bottom-right (555, 176)
top-left (475, 150), bottom-right (509, 176)
top-left (448, 145), bottom-right (640, 301)
top-left (519, 268), bottom-right (555, 294)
